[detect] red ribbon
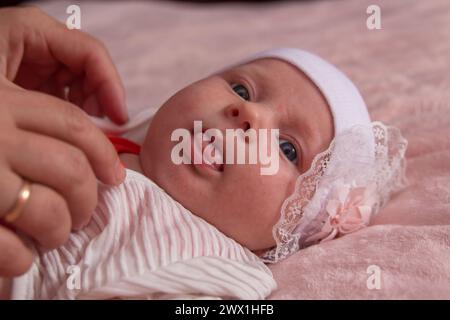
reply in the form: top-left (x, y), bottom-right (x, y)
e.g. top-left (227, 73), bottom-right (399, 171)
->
top-left (107, 135), bottom-right (141, 155)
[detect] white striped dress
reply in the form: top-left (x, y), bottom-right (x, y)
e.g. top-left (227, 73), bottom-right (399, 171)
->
top-left (11, 170), bottom-right (276, 300)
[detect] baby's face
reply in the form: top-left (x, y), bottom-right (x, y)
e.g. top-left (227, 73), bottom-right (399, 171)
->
top-left (140, 58), bottom-right (333, 252)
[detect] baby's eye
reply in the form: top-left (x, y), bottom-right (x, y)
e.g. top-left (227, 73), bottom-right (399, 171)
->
top-left (231, 83), bottom-right (250, 101)
top-left (279, 139), bottom-right (298, 164)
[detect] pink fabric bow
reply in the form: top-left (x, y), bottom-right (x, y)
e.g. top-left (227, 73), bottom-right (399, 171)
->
top-left (305, 182), bottom-right (375, 244)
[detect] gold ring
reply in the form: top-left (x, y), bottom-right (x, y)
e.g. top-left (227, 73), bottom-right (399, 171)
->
top-left (2, 180), bottom-right (31, 223)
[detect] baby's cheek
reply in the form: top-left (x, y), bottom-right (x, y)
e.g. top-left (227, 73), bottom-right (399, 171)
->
top-left (241, 177), bottom-right (291, 248)
top-left (254, 168), bottom-right (300, 243)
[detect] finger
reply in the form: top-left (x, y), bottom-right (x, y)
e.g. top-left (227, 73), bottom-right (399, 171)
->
top-left (6, 89), bottom-right (126, 186)
top-left (6, 130), bottom-right (98, 230)
top-left (0, 225), bottom-right (33, 277)
top-left (46, 22), bottom-right (128, 124)
top-left (10, 8), bottom-right (128, 124)
top-left (10, 182), bottom-right (72, 249)
top-left (0, 168), bottom-right (71, 248)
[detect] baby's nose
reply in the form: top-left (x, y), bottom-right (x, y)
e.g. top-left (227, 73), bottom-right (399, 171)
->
top-left (225, 102), bottom-right (261, 131)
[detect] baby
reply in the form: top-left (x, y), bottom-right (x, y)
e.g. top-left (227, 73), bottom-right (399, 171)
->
top-left (7, 48), bottom-right (407, 299)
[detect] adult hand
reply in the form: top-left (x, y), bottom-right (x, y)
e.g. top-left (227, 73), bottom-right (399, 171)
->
top-left (0, 7), bottom-right (128, 277)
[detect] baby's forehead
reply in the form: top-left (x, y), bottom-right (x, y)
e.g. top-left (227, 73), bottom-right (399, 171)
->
top-left (226, 58), bottom-right (303, 80)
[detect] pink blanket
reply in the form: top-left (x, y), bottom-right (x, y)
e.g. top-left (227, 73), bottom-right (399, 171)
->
top-left (34, 0), bottom-right (450, 299)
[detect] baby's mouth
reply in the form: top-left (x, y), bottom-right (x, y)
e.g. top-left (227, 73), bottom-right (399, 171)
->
top-left (191, 129), bottom-right (224, 172)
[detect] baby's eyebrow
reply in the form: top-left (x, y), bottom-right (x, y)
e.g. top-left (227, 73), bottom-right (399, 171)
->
top-left (228, 63), bottom-right (263, 81)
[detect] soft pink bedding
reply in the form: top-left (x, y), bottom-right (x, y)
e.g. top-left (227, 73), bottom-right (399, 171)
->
top-left (33, 0), bottom-right (450, 299)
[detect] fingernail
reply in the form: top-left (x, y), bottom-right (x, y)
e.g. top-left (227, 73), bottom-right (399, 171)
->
top-left (115, 159), bottom-right (126, 184)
